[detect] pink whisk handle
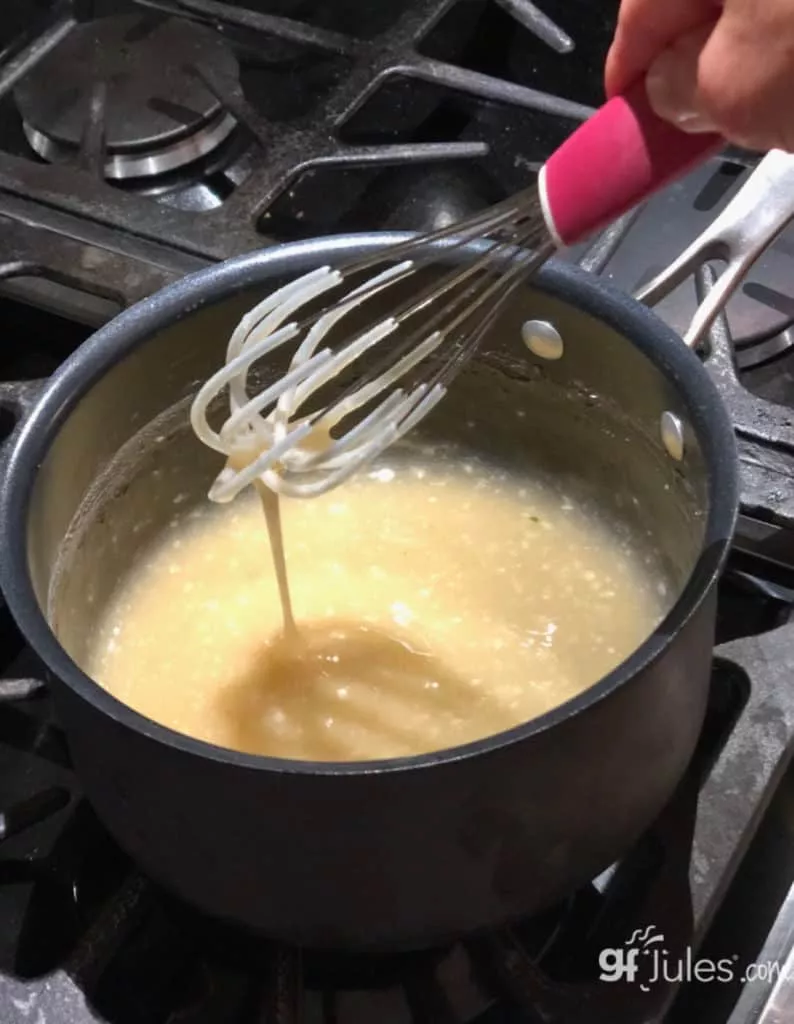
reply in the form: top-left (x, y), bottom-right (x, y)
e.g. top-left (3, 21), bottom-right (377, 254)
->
top-left (539, 80), bottom-right (723, 247)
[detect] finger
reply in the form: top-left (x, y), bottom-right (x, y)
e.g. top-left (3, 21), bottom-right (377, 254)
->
top-left (693, 0), bottom-right (794, 150)
top-left (644, 0), bottom-right (794, 151)
top-left (645, 26), bottom-right (718, 134)
top-left (605, 0), bottom-right (718, 97)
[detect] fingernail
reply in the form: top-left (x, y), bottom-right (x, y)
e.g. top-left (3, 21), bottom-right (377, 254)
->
top-left (645, 34), bottom-right (718, 134)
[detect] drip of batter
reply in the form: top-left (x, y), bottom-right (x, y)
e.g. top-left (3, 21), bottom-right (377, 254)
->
top-left (235, 426), bottom-right (337, 641)
top-left (254, 482), bottom-right (297, 639)
top-left (227, 445), bottom-right (299, 640)
top-left (86, 456), bottom-right (668, 761)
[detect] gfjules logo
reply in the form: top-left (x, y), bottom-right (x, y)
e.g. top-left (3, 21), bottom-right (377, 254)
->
top-left (598, 925), bottom-right (786, 992)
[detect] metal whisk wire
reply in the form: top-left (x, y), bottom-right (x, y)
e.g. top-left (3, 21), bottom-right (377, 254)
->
top-left (190, 190), bottom-right (554, 501)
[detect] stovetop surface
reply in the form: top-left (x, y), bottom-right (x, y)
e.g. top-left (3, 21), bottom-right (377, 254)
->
top-left (0, 0), bottom-right (788, 344)
top-left (2, 3), bottom-right (794, 1023)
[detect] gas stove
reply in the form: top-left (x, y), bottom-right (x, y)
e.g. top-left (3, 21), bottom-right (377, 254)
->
top-left (1, 2), bottom-right (794, 1023)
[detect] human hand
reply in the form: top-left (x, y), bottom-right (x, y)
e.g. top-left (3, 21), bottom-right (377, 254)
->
top-left (605, 0), bottom-right (794, 152)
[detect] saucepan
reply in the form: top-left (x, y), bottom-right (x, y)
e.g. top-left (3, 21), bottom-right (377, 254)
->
top-left (0, 215), bottom-right (746, 949)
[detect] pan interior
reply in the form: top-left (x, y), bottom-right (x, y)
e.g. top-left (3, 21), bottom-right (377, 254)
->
top-left (30, 267), bottom-right (708, 756)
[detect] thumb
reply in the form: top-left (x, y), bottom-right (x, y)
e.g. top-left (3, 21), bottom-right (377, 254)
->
top-left (644, 25), bottom-right (718, 134)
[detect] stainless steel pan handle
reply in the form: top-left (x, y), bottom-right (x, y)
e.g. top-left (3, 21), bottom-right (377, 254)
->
top-left (635, 149), bottom-right (794, 349)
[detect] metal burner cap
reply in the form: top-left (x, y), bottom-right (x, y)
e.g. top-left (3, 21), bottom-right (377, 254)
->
top-left (14, 14), bottom-right (240, 180)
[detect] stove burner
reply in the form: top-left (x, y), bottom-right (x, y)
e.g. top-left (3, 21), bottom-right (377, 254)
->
top-left (735, 322), bottom-right (794, 371)
top-left (14, 15), bottom-right (240, 181)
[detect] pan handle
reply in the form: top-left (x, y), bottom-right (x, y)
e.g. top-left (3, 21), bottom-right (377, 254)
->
top-left (634, 149), bottom-right (794, 350)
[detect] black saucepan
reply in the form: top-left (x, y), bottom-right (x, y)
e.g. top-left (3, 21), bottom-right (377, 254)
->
top-left (0, 235), bottom-right (738, 950)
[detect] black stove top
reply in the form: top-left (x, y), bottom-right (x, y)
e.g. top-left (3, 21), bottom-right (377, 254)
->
top-left (2, 3), bottom-right (794, 1023)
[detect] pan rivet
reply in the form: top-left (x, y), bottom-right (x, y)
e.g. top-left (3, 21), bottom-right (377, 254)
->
top-left (660, 412), bottom-right (685, 461)
top-left (522, 320), bottom-right (563, 360)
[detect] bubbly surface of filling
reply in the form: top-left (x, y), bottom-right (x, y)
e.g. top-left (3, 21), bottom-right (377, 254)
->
top-left (87, 459), bottom-right (667, 761)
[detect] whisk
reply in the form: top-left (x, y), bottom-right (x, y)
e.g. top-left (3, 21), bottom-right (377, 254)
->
top-left (191, 82), bottom-right (722, 501)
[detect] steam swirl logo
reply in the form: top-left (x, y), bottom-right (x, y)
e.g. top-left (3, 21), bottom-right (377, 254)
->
top-left (599, 925), bottom-right (665, 991)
